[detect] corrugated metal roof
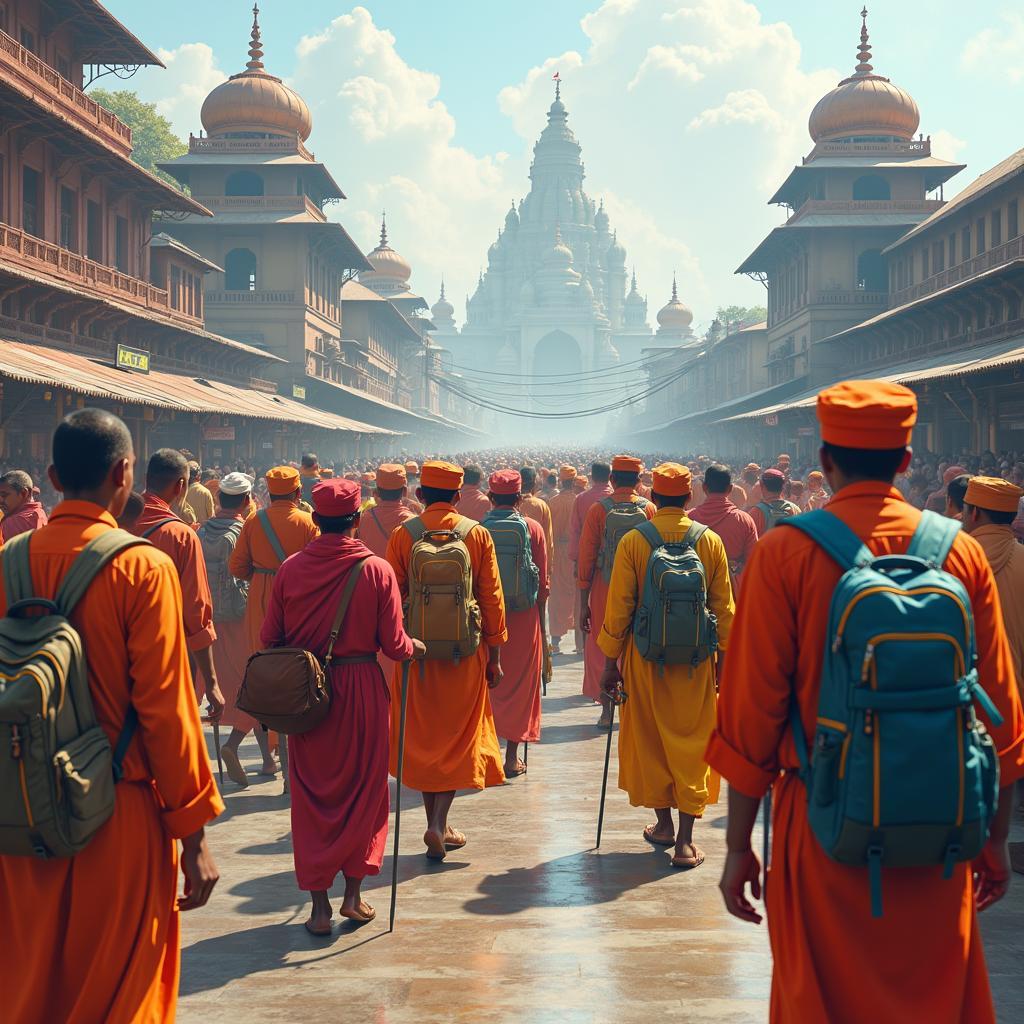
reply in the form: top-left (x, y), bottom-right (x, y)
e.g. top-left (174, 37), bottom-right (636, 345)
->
top-left (0, 338), bottom-right (397, 435)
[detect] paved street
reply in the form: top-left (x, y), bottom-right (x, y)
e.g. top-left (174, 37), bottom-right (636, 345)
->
top-left (181, 656), bottom-right (1024, 1023)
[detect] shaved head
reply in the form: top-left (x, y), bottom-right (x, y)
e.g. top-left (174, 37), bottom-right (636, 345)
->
top-left (146, 448), bottom-right (189, 494)
top-left (52, 409), bottom-right (132, 492)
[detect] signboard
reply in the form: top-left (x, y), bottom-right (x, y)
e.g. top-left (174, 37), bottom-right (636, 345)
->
top-left (796, 426), bottom-right (815, 437)
top-left (202, 425), bottom-right (236, 442)
top-left (116, 344), bottom-right (150, 374)
top-left (261, 441), bottom-right (274, 449)
top-left (763, 414), bottom-right (779, 427)
top-left (292, 385), bottom-right (307, 400)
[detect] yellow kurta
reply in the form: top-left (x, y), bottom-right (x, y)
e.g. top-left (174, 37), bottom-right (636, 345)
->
top-left (598, 507), bottom-right (734, 815)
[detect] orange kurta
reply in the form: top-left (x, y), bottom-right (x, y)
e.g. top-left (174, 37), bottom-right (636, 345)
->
top-left (386, 503), bottom-right (507, 791)
top-left (547, 487), bottom-right (577, 638)
top-left (0, 501), bottom-right (223, 1024)
top-left (228, 500), bottom-right (319, 654)
top-left (455, 485), bottom-right (491, 522)
top-left (521, 493), bottom-right (554, 564)
top-left (359, 499), bottom-right (415, 560)
top-left (707, 483), bottom-right (1024, 1024)
top-left (577, 488), bottom-right (654, 700)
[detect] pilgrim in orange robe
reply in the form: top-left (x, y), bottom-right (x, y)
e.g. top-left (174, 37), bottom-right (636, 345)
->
top-left (488, 512), bottom-right (549, 744)
top-left (577, 487), bottom-right (654, 700)
top-left (455, 483), bottom-right (491, 522)
top-left (521, 491), bottom-right (554, 564)
top-left (707, 482), bottom-right (1024, 1023)
top-left (386, 503), bottom-right (507, 791)
top-left (547, 484), bottom-right (577, 640)
top-left (0, 501), bottom-right (223, 1024)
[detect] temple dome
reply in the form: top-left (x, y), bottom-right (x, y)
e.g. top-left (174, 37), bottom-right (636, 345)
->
top-left (200, 7), bottom-right (312, 141)
top-left (361, 214), bottom-right (412, 286)
top-left (606, 231), bottom-right (626, 267)
top-left (431, 281), bottom-right (455, 321)
top-left (625, 270), bottom-right (645, 307)
top-left (594, 198), bottom-right (609, 234)
top-left (656, 277), bottom-right (693, 330)
top-left (808, 10), bottom-right (919, 143)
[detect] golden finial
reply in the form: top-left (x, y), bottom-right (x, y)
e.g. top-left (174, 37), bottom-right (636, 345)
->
top-left (671, 273), bottom-right (678, 302)
top-left (246, 4), bottom-right (265, 71)
top-left (855, 7), bottom-right (873, 76)
top-left (379, 211), bottom-right (388, 247)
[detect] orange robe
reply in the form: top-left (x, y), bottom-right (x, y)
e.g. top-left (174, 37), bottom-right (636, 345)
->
top-left (455, 485), bottom-right (491, 522)
top-left (547, 487), bottom-right (577, 638)
top-left (386, 503), bottom-right (507, 791)
top-left (577, 487), bottom-right (654, 700)
top-left (521, 493), bottom-right (554, 564)
top-left (228, 500), bottom-right (319, 654)
top-left (0, 501), bottom-right (223, 1024)
top-left (707, 482), bottom-right (1024, 1024)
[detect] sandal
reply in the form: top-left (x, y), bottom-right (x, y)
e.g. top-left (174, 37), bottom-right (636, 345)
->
top-left (339, 903), bottom-right (376, 924)
top-left (303, 917), bottom-right (333, 936)
top-left (504, 759), bottom-right (527, 778)
top-left (444, 828), bottom-right (467, 850)
top-left (643, 824), bottom-right (675, 847)
top-left (670, 845), bottom-right (706, 870)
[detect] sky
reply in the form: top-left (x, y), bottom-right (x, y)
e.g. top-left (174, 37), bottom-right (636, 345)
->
top-left (101, 0), bottom-right (1023, 333)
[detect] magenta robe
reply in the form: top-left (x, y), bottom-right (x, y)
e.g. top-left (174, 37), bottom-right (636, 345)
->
top-left (260, 536), bottom-right (414, 889)
top-left (488, 515), bottom-right (550, 744)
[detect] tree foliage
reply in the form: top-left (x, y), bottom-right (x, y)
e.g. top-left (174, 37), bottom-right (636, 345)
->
top-left (89, 89), bottom-right (186, 187)
top-left (715, 304), bottom-right (768, 328)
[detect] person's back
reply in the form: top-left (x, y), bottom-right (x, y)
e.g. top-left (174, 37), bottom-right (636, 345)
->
top-left (455, 464), bottom-right (490, 522)
top-left (749, 468), bottom-right (800, 535)
top-left (568, 462), bottom-right (613, 563)
top-left (519, 466), bottom-right (554, 564)
top-left (709, 382), bottom-right (1024, 1024)
top-left (691, 464), bottom-right (758, 589)
top-left (0, 409), bottom-right (222, 1024)
top-left (547, 467), bottom-right (579, 649)
top-left (187, 472), bottom-right (215, 526)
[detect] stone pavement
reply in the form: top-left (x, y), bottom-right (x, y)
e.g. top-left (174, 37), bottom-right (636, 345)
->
top-left (181, 655), bottom-right (1024, 1023)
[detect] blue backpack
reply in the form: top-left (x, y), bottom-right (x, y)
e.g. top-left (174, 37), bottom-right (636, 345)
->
top-left (481, 509), bottom-right (539, 613)
top-left (781, 509), bottom-right (1002, 917)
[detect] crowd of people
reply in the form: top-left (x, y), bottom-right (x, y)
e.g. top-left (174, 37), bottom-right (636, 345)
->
top-left (1, 383), bottom-right (1023, 1022)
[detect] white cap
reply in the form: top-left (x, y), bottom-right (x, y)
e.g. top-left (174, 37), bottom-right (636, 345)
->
top-left (219, 472), bottom-right (253, 496)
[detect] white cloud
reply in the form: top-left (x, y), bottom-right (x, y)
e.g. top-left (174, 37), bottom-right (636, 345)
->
top-left (133, 43), bottom-right (227, 140)
top-left (931, 128), bottom-right (968, 164)
top-left (961, 13), bottom-right (1024, 83)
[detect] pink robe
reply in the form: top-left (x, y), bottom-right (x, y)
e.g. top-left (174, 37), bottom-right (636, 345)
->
top-left (260, 536), bottom-right (414, 888)
top-left (488, 515), bottom-right (549, 743)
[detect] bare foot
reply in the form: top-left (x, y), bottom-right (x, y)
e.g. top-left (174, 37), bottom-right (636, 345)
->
top-left (258, 760), bottom-right (279, 776)
top-left (504, 758), bottom-right (527, 778)
top-left (221, 747), bottom-right (249, 788)
top-left (596, 708), bottom-right (613, 730)
top-left (643, 824), bottom-right (675, 847)
top-left (339, 899), bottom-right (376, 924)
top-left (424, 829), bottom-right (447, 860)
top-left (304, 907), bottom-right (333, 936)
top-left (671, 842), bottom-right (706, 870)
top-left (443, 827), bottom-right (467, 850)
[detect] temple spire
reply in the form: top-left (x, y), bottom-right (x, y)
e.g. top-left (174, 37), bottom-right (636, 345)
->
top-left (671, 273), bottom-right (678, 302)
top-left (379, 211), bottom-right (388, 247)
top-left (246, 4), bottom-right (265, 72)
top-left (553, 72), bottom-right (561, 102)
top-left (854, 7), bottom-right (873, 76)
top-left (439, 278), bottom-right (446, 300)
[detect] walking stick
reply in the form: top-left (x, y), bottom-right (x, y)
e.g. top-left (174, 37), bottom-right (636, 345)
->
top-left (212, 721), bottom-right (224, 785)
top-left (596, 687), bottom-right (626, 849)
top-left (390, 660), bottom-right (412, 933)
top-left (762, 787), bottom-right (772, 900)
top-left (540, 605), bottom-right (551, 697)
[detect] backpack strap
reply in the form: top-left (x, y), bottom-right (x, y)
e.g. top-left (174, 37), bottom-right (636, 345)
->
top-left (635, 520), bottom-right (663, 550)
top-left (2, 532), bottom-right (36, 608)
top-left (906, 510), bottom-right (961, 568)
top-left (325, 557), bottom-right (371, 663)
top-left (55, 530), bottom-right (150, 617)
top-left (111, 706), bottom-right (139, 783)
top-left (256, 509), bottom-right (288, 566)
top-left (779, 509), bottom-right (871, 572)
top-left (403, 518), bottom-right (426, 543)
top-left (141, 517), bottom-right (179, 540)
top-left (599, 496), bottom-right (615, 513)
top-left (451, 516), bottom-right (478, 542)
top-left (683, 522), bottom-right (709, 547)
top-left (370, 508), bottom-right (386, 540)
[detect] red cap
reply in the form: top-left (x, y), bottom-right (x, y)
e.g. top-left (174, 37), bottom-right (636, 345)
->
top-left (489, 469), bottom-right (522, 495)
top-left (761, 468), bottom-right (786, 486)
top-left (312, 479), bottom-right (361, 517)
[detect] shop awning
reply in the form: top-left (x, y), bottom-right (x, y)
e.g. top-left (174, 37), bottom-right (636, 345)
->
top-left (0, 337), bottom-right (398, 436)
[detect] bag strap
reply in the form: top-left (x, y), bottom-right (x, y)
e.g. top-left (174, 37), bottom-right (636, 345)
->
top-left (2, 532), bottom-right (35, 607)
top-left (403, 517), bottom-right (426, 543)
top-left (111, 705), bottom-right (139, 783)
top-left (141, 517), bottom-right (179, 540)
top-left (451, 516), bottom-right (477, 542)
top-left (257, 509), bottom-right (288, 566)
top-left (325, 557), bottom-right (371, 663)
top-left (370, 508), bottom-right (386, 539)
top-left (636, 520), bottom-right (663, 551)
top-left (779, 509), bottom-right (871, 572)
top-left (683, 522), bottom-right (709, 548)
top-left (600, 496), bottom-right (615, 514)
top-left (906, 510), bottom-right (961, 567)
top-left (55, 530), bottom-right (150, 617)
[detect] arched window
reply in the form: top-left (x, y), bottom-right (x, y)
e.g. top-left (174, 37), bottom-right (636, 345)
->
top-left (852, 175), bottom-right (891, 201)
top-left (225, 248), bottom-right (257, 291)
top-left (856, 249), bottom-right (887, 292)
top-left (224, 171), bottom-right (264, 197)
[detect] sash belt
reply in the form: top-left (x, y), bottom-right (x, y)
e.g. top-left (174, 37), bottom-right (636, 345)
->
top-left (329, 655), bottom-right (378, 666)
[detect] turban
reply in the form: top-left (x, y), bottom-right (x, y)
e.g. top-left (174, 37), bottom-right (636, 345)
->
top-left (312, 479), bottom-right (361, 517)
top-left (652, 462), bottom-right (692, 497)
top-left (612, 455), bottom-right (643, 473)
top-left (421, 461), bottom-right (464, 490)
top-left (319, 468), bottom-right (335, 479)
top-left (943, 465), bottom-right (967, 486)
top-left (807, 470), bottom-right (824, 485)
top-left (559, 465), bottom-right (577, 482)
top-left (761, 468), bottom-right (786, 487)
top-left (745, 463), bottom-right (761, 473)
top-left (965, 476), bottom-right (1023, 514)
top-left (219, 472), bottom-right (252, 496)
top-left (266, 466), bottom-right (300, 496)
top-left (360, 471), bottom-right (376, 485)
top-left (817, 380), bottom-right (917, 450)
top-left (573, 475), bottom-right (588, 493)
top-left (377, 464), bottom-right (407, 489)
top-left (405, 461), bottom-right (420, 475)
top-left (489, 469), bottom-right (521, 495)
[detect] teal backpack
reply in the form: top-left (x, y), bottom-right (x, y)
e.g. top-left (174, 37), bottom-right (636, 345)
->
top-left (632, 520), bottom-right (717, 669)
top-left (781, 509), bottom-right (1001, 917)
top-left (481, 509), bottom-right (539, 613)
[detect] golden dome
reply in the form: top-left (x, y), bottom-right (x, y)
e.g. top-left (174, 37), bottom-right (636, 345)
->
top-left (809, 9), bottom-right (919, 144)
top-left (200, 6), bottom-right (312, 141)
top-left (656, 276), bottom-right (693, 331)
top-left (360, 214), bottom-right (413, 288)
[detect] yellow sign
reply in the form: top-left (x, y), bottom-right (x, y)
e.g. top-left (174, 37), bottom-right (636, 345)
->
top-left (292, 385), bottom-right (307, 400)
top-left (116, 344), bottom-right (150, 374)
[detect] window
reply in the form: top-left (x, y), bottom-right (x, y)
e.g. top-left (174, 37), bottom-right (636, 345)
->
top-left (224, 171), bottom-right (264, 196)
top-left (56, 55), bottom-right (71, 81)
top-left (114, 216), bottom-right (129, 272)
top-left (22, 167), bottom-right (40, 237)
top-left (991, 209), bottom-right (1002, 247)
top-left (948, 232), bottom-right (957, 266)
top-left (962, 225), bottom-right (971, 261)
top-left (86, 200), bottom-right (102, 260)
top-left (1010, 200), bottom-right (1019, 240)
top-left (224, 248), bottom-right (257, 291)
top-left (932, 240), bottom-right (944, 273)
top-left (19, 28), bottom-right (35, 54)
top-left (170, 265), bottom-right (182, 310)
top-left (976, 218), bottom-right (986, 255)
top-left (60, 187), bottom-right (77, 250)
top-left (921, 246), bottom-right (930, 279)
top-left (852, 174), bottom-right (891, 200)
top-left (857, 249), bottom-right (887, 292)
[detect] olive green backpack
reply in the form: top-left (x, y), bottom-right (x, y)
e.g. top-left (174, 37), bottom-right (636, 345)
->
top-left (0, 529), bottom-right (147, 858)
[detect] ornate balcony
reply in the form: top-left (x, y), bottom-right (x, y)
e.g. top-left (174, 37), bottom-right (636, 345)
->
top-left (789, 199), bottom-right (944, 224)
top-left (0, 28), bottom-right (132, 156)
top-left (191, 195), bottom-right (325, 220)
top-left (205, 290), bottom-right (300, 304)
top-left (187, 134), bottom-right (313, 161)
top-left (890, 236), bottom-right (1024, 308)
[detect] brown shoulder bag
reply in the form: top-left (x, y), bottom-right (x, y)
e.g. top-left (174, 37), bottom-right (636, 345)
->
top-left (236, 558), bottom-right (370, 735)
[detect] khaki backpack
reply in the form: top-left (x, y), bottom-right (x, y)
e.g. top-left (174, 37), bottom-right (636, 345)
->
top-left (597, 496), bottom-right (651, 582)
top-left (403, 517), bottom-right (482, 662)
top-left (0, 529), bottom-right (148, 858)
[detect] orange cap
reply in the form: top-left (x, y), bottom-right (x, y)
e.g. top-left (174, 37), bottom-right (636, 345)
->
top-left (817, 380), bottom-right (917, 450)
top-left (360, 471), bottom-right (376, 485)
top-left (489, 469), bottom-right (521, 495)
top-left (559, 465), bottom-right (577, 482)
top-left (965, 476), bottom-right (1023, 513)
top-left (377, 464), bottom-right (407, 489)
top-left (612, 455), bottom-right (643, 473)
top-left (573, 475), bottom-right (588, 493)
top-left (807, 470), bottom-right (824, 484)
top-left (319, 468), bottom-right (335, 479)
top-left (652, 462), bottom-right (692, 497)
top-left (405, 461), bottom-right (419, 475)
top-left (266, 466), bottom-right (300, 496)
top-left (421, 460), bottom-right (463, 490)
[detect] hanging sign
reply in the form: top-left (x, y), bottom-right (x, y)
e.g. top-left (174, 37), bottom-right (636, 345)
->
top-left (116, 344), bottom-right (150, 374)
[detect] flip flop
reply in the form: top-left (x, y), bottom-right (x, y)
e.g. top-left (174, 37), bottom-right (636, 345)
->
top-left (221, 747), bottom-right (249, 788)
top-left (444, 828), bottom-right (467, 850)
top-left (643, 824), bottom-right (676, 848)
top-left (671, 846), bottom-right (706, 870)
top-left (424, 829), bottom-right (447, 860)
top-left (504, 759), bottom-right (527, 778)
top-left (303, 918), bottom-right (333, 936)
top-left (339, 904), bottom-right (376, 925)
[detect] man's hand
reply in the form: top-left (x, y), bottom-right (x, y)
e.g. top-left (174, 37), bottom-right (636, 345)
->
top-left (579, 595), bottom-right (592, 634)
top-left (599, 660), bottom-right (623, 702)
top-left (178, 829), bottom-right (219, 911)
top-left (719, 847), bottom-right (763, 924)
top-left (411, 638), bottom-right (427, 659)
top-left (204, 683), bottom-right (225, 722)
top-left (974, 838), bottom-right (1011, 912)
top-left (485, 660), bottom-right (503, 689)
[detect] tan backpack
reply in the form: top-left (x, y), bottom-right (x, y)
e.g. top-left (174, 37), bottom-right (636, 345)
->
top-left (403, 517), bottom-right (481, 662)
